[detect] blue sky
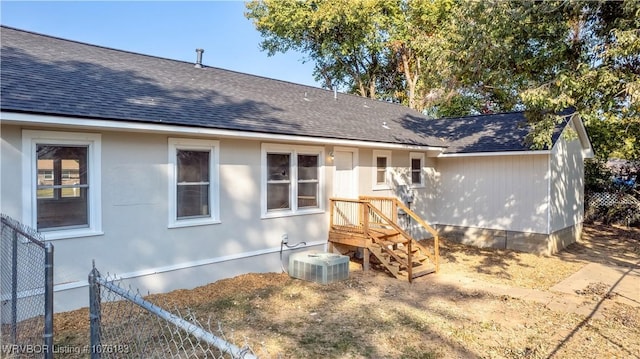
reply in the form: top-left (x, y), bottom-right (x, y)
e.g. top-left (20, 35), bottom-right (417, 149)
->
top-left (0, 1), bottom-right (320, 87)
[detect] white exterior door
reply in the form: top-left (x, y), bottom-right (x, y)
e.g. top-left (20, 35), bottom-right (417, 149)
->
top-left (333, 148), bottom-right (358, 198)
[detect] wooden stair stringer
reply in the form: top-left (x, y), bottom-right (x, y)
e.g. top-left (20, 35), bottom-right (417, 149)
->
top-left (367, 243), bottom-right (405, 280)
top-left (366, 230), bottom-right (436, 281)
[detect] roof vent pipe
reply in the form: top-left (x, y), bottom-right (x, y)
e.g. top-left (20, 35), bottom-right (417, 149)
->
top-left (333, 85), bottom-right (337, 100)
top-left (194, 48), bottom-right (204, 68)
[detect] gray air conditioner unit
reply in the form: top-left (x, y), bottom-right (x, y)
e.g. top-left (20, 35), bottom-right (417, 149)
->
top-left (288, 251), bottom-right (349, 284)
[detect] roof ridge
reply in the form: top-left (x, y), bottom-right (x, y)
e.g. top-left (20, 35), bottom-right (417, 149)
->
top-left (2, 25), bottom-right (576, 153)
top-left (433, 110), bottom-right (527, 121)
top-left (0, 24), bottom-right (336, 94)
top-left (0, 25), bottom-right (435, 112)
top-left (1, 25), bottom-right (197, 67)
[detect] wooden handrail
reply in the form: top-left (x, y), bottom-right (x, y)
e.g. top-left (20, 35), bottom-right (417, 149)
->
top-left (391, 199), bottom-right (439, 273)
top-left (332, 197), bottom-right (367, 204)
top-left (366, 204), bottom-right (411, 244)
top-left (365, 203), bottom-right (414, 278)
top-left (361, 196), bottom-right (440, 274)
top-left (394, 200), bottom-right (439, 237)
top-left (329, 196), bottom-right (440, 275)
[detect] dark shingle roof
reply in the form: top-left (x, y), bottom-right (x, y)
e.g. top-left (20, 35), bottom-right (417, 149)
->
top-left (0, 26), bottom-right (570, 153)
top-left (404, 110), bottom-right (571, 154)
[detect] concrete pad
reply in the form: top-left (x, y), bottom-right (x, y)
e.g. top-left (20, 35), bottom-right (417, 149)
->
top-left (550, 262), bottom-right (640, 308)
top-left (429, 273), bottom-right (624, 319)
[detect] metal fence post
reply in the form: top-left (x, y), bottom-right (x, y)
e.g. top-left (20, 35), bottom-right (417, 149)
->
top-left (1, 214), bottom-right (53, 355)
top-left (44, 242), bottom-right (54, 359)
top-left (11, 228), bottom-right (18, 344)
top-left (89, 262), bottom-right (101, 359)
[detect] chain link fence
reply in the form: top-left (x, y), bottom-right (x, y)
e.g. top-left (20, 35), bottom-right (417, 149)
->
top-left (88, 263), bottom-right (258, 358)
top-left (0, 214), bottom-right (54, 359)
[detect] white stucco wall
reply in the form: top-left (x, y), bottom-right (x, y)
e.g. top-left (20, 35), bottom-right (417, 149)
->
top-left (435, 154), bottom-right (550, 234)
top-left (549, 121), bottom-right (585, 232)
top-left (1, 118), bottom-right (589, 312)
top-left (0, 124), bottom-right (23, 219)
top-left (1, 124), bottom-right (328, 312)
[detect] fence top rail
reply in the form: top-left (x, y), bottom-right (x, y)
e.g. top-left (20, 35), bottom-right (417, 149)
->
top-left (93, 271), bottom-right (257, 359)
top-left (1, 213), bottom-right (46, 249)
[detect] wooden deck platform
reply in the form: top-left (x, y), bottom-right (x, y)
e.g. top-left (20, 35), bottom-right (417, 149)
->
top-left (328, 196), bottom-right (439, 282)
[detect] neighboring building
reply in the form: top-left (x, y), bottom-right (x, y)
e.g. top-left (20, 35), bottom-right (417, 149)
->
top-left (0, 26), bottom-right (593, 312)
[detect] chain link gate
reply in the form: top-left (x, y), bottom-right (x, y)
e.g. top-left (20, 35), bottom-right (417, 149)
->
top-left (88, 263), bottom-right (258, 358)
top-left (0, 214), bottom-right (54, 359)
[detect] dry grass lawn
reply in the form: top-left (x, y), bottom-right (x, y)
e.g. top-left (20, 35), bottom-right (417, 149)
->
top-left (51, 224), bottom-right (640, 358)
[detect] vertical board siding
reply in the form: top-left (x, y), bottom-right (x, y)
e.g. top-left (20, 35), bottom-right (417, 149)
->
top-left (436, 155), bottom-right (549, 233)
top-left (550, 123), bottom-right (585, 232)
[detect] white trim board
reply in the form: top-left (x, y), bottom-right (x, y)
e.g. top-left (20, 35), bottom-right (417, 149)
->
top-left (438, 150), bottom-right (551, 158)
top-left (21, 129), bottom-right (103, 240)
top-left (1, 111), bottom-right (445, 152)
top-left (52, 240), bottom-right (327, 292)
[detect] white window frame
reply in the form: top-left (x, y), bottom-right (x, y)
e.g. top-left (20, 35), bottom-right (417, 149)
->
top-left (261, 143), bottom-right (325, 218)
top-left (409, 152), bottom-right (425, 188)
top-left (168, 138), bottom-right (220, 228)
top-left (372, 150), bottom-right (392, 191)
top-left (22, 130), bottom-right (102, 240)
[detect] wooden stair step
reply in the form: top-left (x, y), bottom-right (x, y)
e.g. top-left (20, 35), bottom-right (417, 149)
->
top-left (408, 264), bottom-right (436, 279)
top-left (378, 239), bottom-right (409, 247)
top-left (392, 251), bottom-right (428, 262)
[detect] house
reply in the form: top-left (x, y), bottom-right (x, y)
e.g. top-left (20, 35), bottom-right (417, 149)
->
top-left (0, 26), bottom-right (593, 312)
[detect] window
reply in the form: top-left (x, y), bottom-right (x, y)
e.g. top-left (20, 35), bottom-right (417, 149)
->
top-left (22, 130), bottom-right (102, 240)
top-left (262, 144), bottom-right (324, 217)
top-left (410, 152), bottom-right (425, 188)
top-left (169, 138), bottom-right (219, 228)
top-left (297, 155), bottom-right (319, 208)
top-left (372, 150), bottom-right (391, 190)
top-left (266, 153), bottom-right (291, 210)
top-left (376, 157), bottom-right (387, 184)
top-left (177, 150), bottom-right (210, 218)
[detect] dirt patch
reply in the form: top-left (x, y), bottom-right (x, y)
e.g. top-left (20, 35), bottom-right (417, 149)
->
top-left (52, 224), bottom-right (640, 358)
top-left (574, 281), bottom-right (616, 299)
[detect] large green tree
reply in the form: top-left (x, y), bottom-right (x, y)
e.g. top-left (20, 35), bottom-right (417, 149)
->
top-left (246, 0), bottom-right (640, 160)
top-left (245, 0), bottom-right (457, 110)
top-left (521, 1), bottom-right (640, 159)
top-left (246, 0), bottom-right (391, 98)
top-left (437, 0), bottom-right (639, 158)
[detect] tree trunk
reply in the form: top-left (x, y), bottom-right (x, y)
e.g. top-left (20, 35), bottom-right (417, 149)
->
top-left (400, 47), bottom-right (420, 110)
top-left (369, 74), bottom-right (377, 99)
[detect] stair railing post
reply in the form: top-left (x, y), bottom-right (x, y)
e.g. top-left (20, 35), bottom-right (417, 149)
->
top-left (434, 235), bottom-right (440, 273)
top-left (392, 198), bottom-right (398, 224)
top-left (362, 201), bottom-right (371, 271)
top-left (407, 239), bottom-right (413, 282)
top-left (329, 198), bottom-right (335, 229)
top-left (362, 201), bottom-right (369, 239)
